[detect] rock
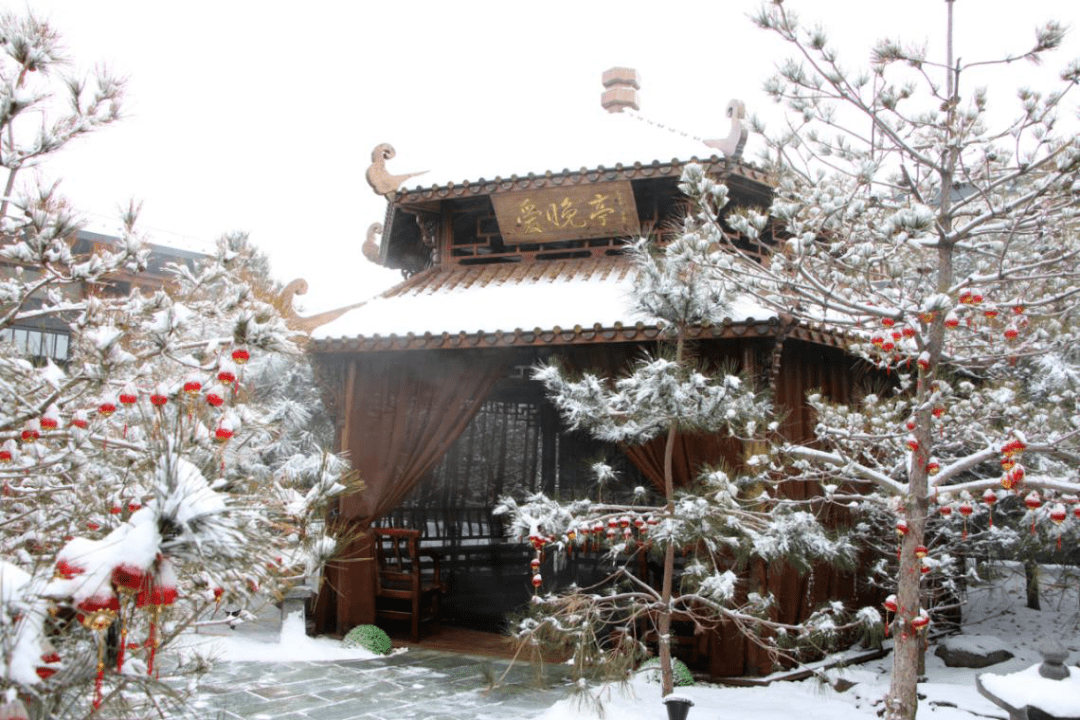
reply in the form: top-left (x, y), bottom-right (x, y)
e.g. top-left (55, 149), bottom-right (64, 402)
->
top-left (935, 634), bottom-right (1014, 669)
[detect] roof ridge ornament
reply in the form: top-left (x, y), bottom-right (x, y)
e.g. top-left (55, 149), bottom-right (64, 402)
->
top-left (277, 278), bottom-right (364, 334)
top-left (704, 100), bottom-right (748, 161)
top-left (365, 143), bottom-right (427, 196)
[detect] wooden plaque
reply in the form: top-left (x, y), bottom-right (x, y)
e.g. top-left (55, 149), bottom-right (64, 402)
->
top-left (491, 181), bottom-right (639, 243)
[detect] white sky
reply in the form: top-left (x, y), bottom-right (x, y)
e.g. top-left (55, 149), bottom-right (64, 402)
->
top-left (6, 0), bottom-right (1079, 312)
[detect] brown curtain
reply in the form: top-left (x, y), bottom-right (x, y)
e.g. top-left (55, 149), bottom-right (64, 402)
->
top-left (621, 432), bottom-right (743, 492)
top-left (315, 350), bottom-right (505, 634)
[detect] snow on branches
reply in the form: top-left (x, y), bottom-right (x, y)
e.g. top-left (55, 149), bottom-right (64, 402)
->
top-left (498, 233), bottom-right (872, 699)
top-left (0, 13), bottom-right (350, 718)
top-left (714, 4), bottom-right (1080, 719)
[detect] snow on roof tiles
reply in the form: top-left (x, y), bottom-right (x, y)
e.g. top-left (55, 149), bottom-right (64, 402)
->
top-left (312, 256), bottom-right (780, 351)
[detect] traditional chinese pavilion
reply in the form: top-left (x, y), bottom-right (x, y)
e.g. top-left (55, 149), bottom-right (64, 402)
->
top-left (309, 137), bottom-right (875, 676)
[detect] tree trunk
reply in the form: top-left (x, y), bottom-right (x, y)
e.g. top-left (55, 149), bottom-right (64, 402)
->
top-left (885, 525), bottom-right (924, 720)
top-left (658, 328), bottom-right (687, 698)
top-left (1024, 561), bottom-right (1040, 611)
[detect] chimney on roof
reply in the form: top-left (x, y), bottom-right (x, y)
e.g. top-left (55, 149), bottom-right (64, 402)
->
top-left (601, 67), bottom-right (640, 113)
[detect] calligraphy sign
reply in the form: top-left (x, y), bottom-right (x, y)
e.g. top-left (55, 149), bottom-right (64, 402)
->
top-left (491, 181), bottom-right (639, 243)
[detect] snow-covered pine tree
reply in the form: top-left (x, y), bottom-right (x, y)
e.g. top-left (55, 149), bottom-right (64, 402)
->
top-left (674, 3), bottom-right (1080, 718)
top-left (0, 13), bottom-right (350, 719)
top-left (497, 217), bottom-right (873, 699)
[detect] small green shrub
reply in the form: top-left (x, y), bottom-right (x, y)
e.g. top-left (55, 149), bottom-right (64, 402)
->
top-left (638, 657), bottom-right (694, 687)
top-left (342, 624), bottom-right (393, 655)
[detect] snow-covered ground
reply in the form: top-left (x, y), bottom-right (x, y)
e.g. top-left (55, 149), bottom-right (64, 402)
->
top-left (539, 561), bottom-right (1080, 720)
top-left (182, 562), bottom-right (1079, 719)
top-left (177, 604), bottom-right (380, 663)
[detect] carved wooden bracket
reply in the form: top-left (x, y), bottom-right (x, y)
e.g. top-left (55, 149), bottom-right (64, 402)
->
top-left (362, 223), bottom-right (383, 265)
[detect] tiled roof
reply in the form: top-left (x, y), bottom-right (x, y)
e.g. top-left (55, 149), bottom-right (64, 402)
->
top-left (391, 155), bottom-right (772, 203)
top-left (308, 256), bottom-right (846, 353)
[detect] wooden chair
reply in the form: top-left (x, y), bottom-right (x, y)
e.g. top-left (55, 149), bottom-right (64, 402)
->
top-left (372, 528), bottom-right (445, 642)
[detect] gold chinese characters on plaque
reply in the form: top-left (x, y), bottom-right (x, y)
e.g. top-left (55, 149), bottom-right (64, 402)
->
top-left (491, 181), bottom-right (639, 243)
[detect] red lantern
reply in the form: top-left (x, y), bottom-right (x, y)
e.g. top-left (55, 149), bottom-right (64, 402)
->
top-left (214, 426), bottom-right (233, 443)
top-left (919, 311), bottom-right (936, 323)
top-left (939, 505), bottom-right (952, 517)
top-left (911, 611), bottom-right (930, 632)
top-left (905, 418), bottom-right (917, 431)
top-left (530, 558), bottom-right (540, 571)
top-left (150, 389), bottom-right (168, 406)
top-left (531, 574), bottom-right (542, 588)
top-left (882, 339), bottom-right (895, 352)
top-left (882, 318), bottom-right (895, 328)
top-left (206, 388), bottom-right (225, 407)
top-left (1049, 504), bottom-right (1066, 525)
top-left (128, 501), bottom-right (141, 512)
top-left (932, 406), bottom-right (945, 419)
top-left (217, 361), bottom-right (237, 385)
top-left (959, 290), bottom-right (973, 305)
top-left (98, 400), bottom-right (117, 416)
top-left (883, 595), bottom-right (898, 613)
top-left (55, 558), bottom-right (85, 580)
top-left (1004, 326), bottom-right (1019, 342)
top-left (231, 347), bottom-right (250, 365)
top-left (925, 460), bottom-right (940, 476)
top-left (39, 410), bottom-right (58, 430)
top-left (944, 313), bottom-right (959, 329)
top-left (914, 545), bottom-right (928, 559)
top-left (183, 377), bottom-right (203, 394)
top-left (982, 489), bottom-right (997, 527)
top-left (871, 334), bottom-right (885, 348)
top-left (119, 386), bottom-right (137, 406)
top-left (70, 410), bottom-right (89, 429)
top-left (36, 648), bottom-right (61, 679)
top-left (895, 519), bottom-right (909, 536)
top-left (112, 564), bottom-right (149, 592)
top-left (902, 326), bottom-right (917, 339)
top-left (1010, 464), bottom-right (1025, 485)
top-left (1025, 491), bottom-right (1042, 535)
top-left (77, 594), bottom-right (120, 629)
top-left (958, 501), bottom-right (973, 539)
top-left (920, 561), bottom-right (931, 575)
top-left (145, 574), bottom-right (178, 607)
top-left (21, 420), bottom-right (40, 443)
top-left (0, 442), bottom-right (12, 463)
top-left (906, 437), bottom-right (919, 452)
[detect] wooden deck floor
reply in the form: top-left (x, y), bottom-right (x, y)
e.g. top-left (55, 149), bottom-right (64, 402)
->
top-left (391, 625), bottom-right (571, 664)
top-left (392, 625), bottom-right (521, 659)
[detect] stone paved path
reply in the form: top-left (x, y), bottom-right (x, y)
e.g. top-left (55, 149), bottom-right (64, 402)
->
top-left (193, 648), bottom-right (574, 720)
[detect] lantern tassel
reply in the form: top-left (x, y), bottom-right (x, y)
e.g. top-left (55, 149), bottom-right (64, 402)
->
top-left (94, 634), bottom-right (106, 710)
top-left (117, 625), bottom-right (126, 673)
top-left (147, 606), bottom-right (160, 677)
